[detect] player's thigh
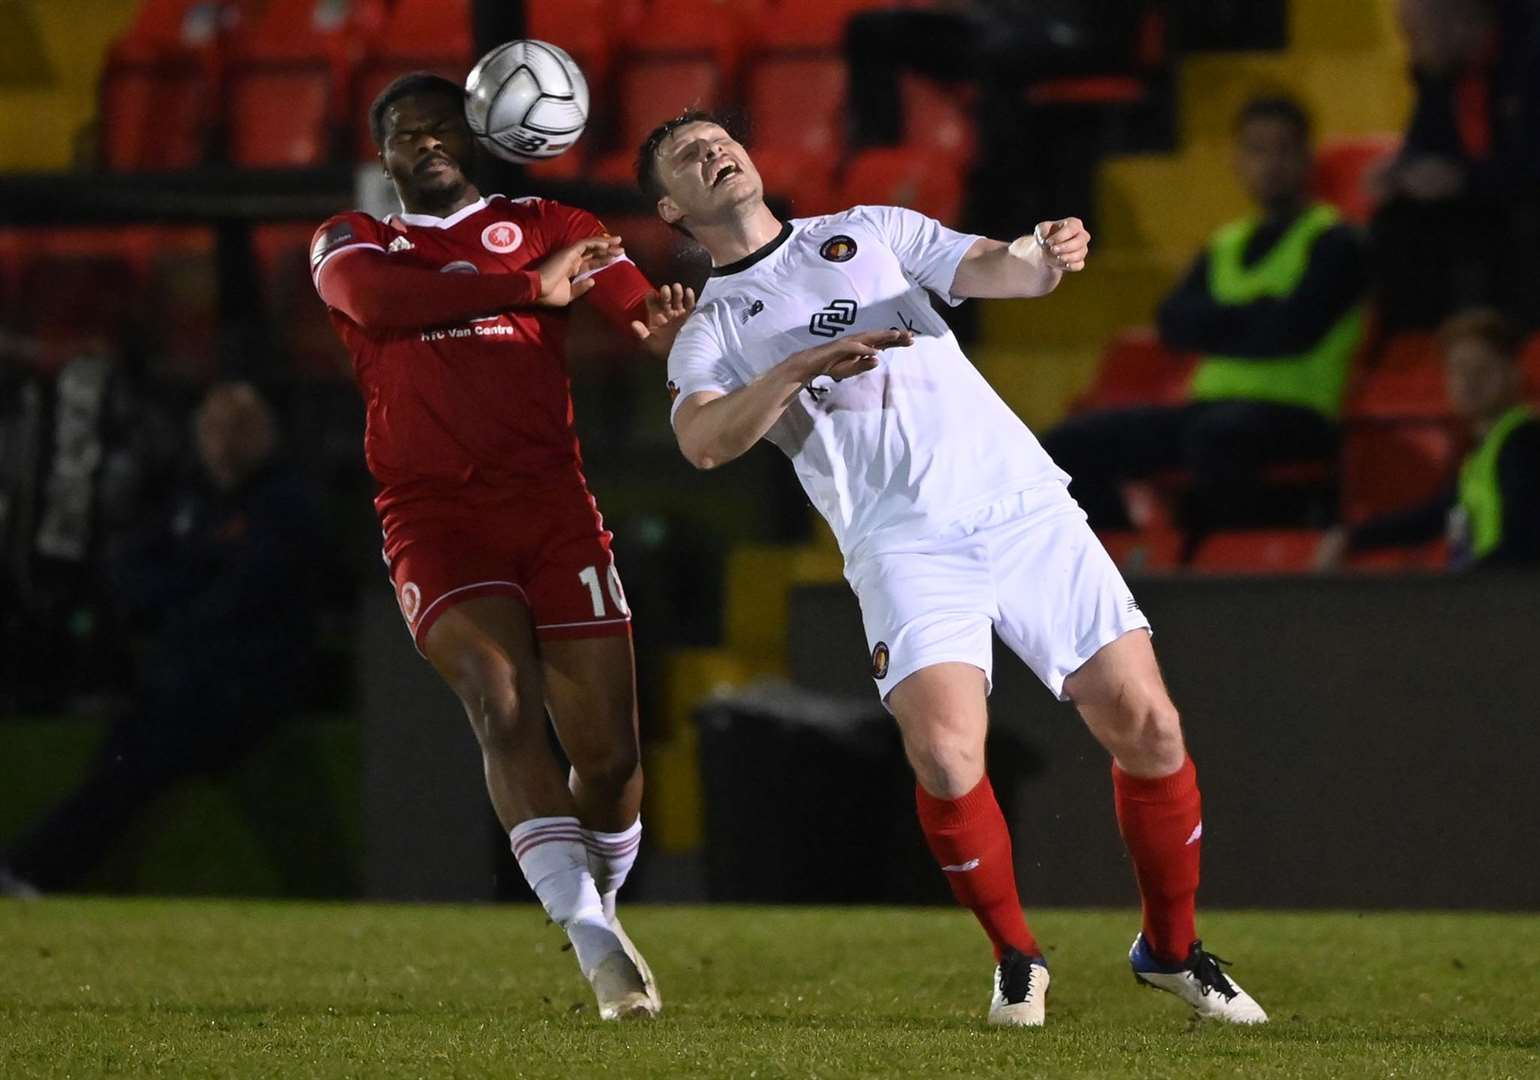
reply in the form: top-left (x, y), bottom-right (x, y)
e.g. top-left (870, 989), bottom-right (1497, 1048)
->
top-left (541, 631), bottom-right (640, 782)
top-left (421, 594), bottom-right (546, 739)
top-left (846, 536), bottom-right (996, 705)
top-left (988, 494), bottom-right (1152, 702)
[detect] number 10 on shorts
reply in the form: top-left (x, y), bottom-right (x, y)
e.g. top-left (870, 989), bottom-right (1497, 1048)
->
top-left (578, 563), bottom-right (629, 618)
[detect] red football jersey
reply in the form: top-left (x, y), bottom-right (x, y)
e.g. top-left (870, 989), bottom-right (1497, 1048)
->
top-left (310, 195), bottom-right (652, 511)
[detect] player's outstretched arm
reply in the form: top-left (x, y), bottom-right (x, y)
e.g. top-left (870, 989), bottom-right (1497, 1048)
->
top-left (673, 330), bottom-right (911, 470)
top-left (315, 237), bottom-right (620, 331)
top-left (951, 218), bottom-right (1091, 300)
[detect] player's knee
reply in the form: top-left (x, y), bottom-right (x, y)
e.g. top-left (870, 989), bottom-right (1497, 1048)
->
top-left (903, 722), bottom-right (986, 799)
top-left (453, 653), bottom-right (529, 753)
top-left (1109, 693), bottom-right (1185, 773)
top-left (572, 742), bottom-right (641, 798)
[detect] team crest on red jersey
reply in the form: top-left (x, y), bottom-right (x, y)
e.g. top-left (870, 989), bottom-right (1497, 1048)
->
top-left (481, 222), bottom-right (524, 254)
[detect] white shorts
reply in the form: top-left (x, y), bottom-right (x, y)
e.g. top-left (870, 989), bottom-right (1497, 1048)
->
top-left (845, 485), bottom-right (1151, 706)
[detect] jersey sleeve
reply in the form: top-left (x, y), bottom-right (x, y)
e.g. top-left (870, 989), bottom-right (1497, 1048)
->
top-left (309, 212), bottom-right (386, 287)
top-left (666, 308), bottom-right (740, 424)
top-left (852, 204), bottom-right (981, 307)
top-left (542, 199), bottom-right (654, 330)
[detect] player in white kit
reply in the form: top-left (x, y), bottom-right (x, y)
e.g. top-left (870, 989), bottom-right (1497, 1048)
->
top-left (635, 113), bottom-right (1268, 1028)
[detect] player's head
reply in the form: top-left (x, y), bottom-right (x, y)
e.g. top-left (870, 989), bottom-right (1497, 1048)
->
top-left (1439, 307), bottom-right (1525, 422)
top-left (370, 72), bottom-right (476, 213)
top-left (637, 111), bottom-right (762, 235)
top-left (195, 382), bottom-right (278, 491)
top-left (1232, 96), bottom-right (1313, 212)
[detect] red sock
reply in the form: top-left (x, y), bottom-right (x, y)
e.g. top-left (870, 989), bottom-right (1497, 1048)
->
top-left (915, 775), bottom-right (1039, 960)
top-left (1112, 756), bottom-right (1201, 966)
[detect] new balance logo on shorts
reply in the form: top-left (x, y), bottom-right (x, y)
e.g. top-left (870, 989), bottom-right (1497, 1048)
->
top-left (808, 299), bottom-right (858, 337)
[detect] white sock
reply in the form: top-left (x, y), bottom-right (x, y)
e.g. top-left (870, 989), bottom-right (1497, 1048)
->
top-left (511, 816), bottom-right (622, 976)
top-left (583, 817), bottom-right (642, 922)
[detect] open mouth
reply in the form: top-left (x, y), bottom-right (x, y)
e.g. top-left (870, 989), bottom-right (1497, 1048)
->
top-left (711, 162), bottom-right (742, 189)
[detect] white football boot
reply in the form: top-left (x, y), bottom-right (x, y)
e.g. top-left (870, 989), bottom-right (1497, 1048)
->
top-left (988, 949), bottom-right (1050, 1027)
top-left (586, 948), bottom-right (657, 1021)
top-left (608, 913), bottom-right (662, 1013)
top-left (1129, 933), bottom-right (1268, 1024)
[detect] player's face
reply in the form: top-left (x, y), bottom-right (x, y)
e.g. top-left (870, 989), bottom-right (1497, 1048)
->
top-left (380, 93), bottom-right (476, 210)
top-left (1233, 117), bottom-right (1310, 211)
top-left (1445, 338), bottom-right (1518, 421)
top-left (655, 122), bottom-right (764, 228)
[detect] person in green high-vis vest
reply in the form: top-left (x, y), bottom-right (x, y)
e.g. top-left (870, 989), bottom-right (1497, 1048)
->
top-left (1316, 308), bottom-right (1540, 570)
top-left (1044, 97), bottom-right (1367, 547)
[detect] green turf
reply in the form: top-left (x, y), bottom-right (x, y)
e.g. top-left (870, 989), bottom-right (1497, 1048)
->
top-left (2, 901), bottom-right (1537, 1078)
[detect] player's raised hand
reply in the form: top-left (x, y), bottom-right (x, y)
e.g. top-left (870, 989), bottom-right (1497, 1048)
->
top-left (800, 328), bottom-right (914, 382)
top-left (1015, 218), bottom-right (1090, 272)
top-left (630, 283), bottom-right (697, 359)
top-left (534, 235), bottom-right (624, 307)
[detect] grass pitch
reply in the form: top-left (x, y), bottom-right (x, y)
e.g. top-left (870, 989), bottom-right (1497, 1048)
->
top-left (2, 901), bottom-right (1537, 1079)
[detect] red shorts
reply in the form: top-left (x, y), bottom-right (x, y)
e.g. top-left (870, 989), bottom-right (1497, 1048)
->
top-left (380, 485), bottom-right (631, 651)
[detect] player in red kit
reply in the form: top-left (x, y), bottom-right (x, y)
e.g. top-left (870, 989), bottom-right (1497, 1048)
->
top-left (311, 73), bottom-right (692, 1020)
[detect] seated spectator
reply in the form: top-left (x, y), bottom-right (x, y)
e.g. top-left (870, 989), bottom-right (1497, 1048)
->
top-left (0, 383), bottom-right (325, 897)
top-left (1042, 97), bottom-right (1366, 549)
top-left (1315, 309), bottom-right (1540, 571)
top-left (1370, 0), bottom-right (1540, 330)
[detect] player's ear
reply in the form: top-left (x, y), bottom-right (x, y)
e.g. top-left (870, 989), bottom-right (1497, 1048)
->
top-left (657, 196), bottom-right (683, 227)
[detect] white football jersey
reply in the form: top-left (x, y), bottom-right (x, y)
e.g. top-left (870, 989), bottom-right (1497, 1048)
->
top-left (667, 205), bottom-right (1068, 557)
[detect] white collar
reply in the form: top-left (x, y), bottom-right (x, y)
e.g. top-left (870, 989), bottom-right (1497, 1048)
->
top-left (393, 197), bottom-right (491, 229)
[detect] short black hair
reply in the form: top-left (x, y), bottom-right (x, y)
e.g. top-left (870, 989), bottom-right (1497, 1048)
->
top-left (635, 109), bottom-right (732, 203)
top-left (1233, 95), bottom-right (1312, 142)
top-left (370, 71), bottom-right (464, 148)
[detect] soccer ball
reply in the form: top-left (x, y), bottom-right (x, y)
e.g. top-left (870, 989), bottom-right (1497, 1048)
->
top-left (464, 39), bottom-right (589, 164)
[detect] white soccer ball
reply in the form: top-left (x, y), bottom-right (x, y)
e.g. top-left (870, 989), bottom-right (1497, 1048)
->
top-left (464, 39), bottom-right (589, 164)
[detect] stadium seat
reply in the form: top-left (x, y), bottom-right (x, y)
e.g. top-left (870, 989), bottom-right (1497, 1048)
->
top-left (1313, 134), bottom-right (1399, 225)
top-left (743, 54), bottom-right (846, 213)
top-left (622, 0), bottom-right (766, 78)
top-left (1190, 530), bottom-right (1323, 574)
top-left (753, 0), bottom-right (897, 50)
top-left (351, 0), bottom-right (473, 157)
top-left (1073, 329), bottom-right (1195, 412)
top-left (98, 0), bottom-right (229, 170)
top-left (840, 147), bottom-right (966, 224)
top-left (899, 74), bottom-right (976, 162)
top-left (1340, 420), bottom-right (1459, 521)
top-left (1097, 527), bottom-right (1182, 573)
top-left (591, 57), bottom-right (724, 181)
top-left (225, 0), bottom-right (386, 167)
top-left (1347, 540), bottom-right (1448, 571)
top-left (1348, 363), bottom-right (1450, 420)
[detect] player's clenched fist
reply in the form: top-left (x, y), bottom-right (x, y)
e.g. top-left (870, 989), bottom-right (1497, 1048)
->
top-left (795, 328), bottom-right (914, 383)
top-left (534, 235), bottom-right (625, 306)
top-left (1012, 218), bottom-right (1091, 273)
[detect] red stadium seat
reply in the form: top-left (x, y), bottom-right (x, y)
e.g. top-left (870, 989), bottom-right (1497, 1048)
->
top-left (1026, 76), bottom-right (1148, 108)
top-left (99, 57), bottom-right (214, 170)
top-left (840, 147), bottom-right (966, 224)
top-left (1073, 329), bottom-right (1195, 412)
top-left (1347, 540), bottom-right (1449, 571)
top-left (527, 0), bottom-right (643, 110)
top-left (900, 73), bottom-right (975, 162)
top-left (1349, 363), bottom-right (1450, 420)
top-left (1340, 420), bottom-right (1460, 521)
top-left (753, 0), bottom-right (896, 49)
top-left (744, 54), bottom-right (846, 213)
top-left (591, 57), bottom-right (724, 181)
top-left (624, 0), bottom-right (766, 78)
top-left (1190, 530), bottom-right (1323, 574)
top-left (1097, 527), bottom-right (1182, 574)
top-left (1313, 134), bottom-right (1399, 225)
top-left (352, 0), bottom-right (473, 157)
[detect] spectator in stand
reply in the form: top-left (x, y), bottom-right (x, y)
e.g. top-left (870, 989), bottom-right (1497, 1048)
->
top-left (1315, 309), bottom-right (1540, 571)
top-left (1370, 0), bottom-right (1540, 330)
top-left (843, 1), bottom-right (1161, 232)
top-left (0, 383), bottom-right (327, 898)
top-left (1041, 97), bottom-right (1366, 551)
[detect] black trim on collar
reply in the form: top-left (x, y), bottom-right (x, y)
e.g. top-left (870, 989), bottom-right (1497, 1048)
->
top-left (710, 221), bottom-right (794, 277)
